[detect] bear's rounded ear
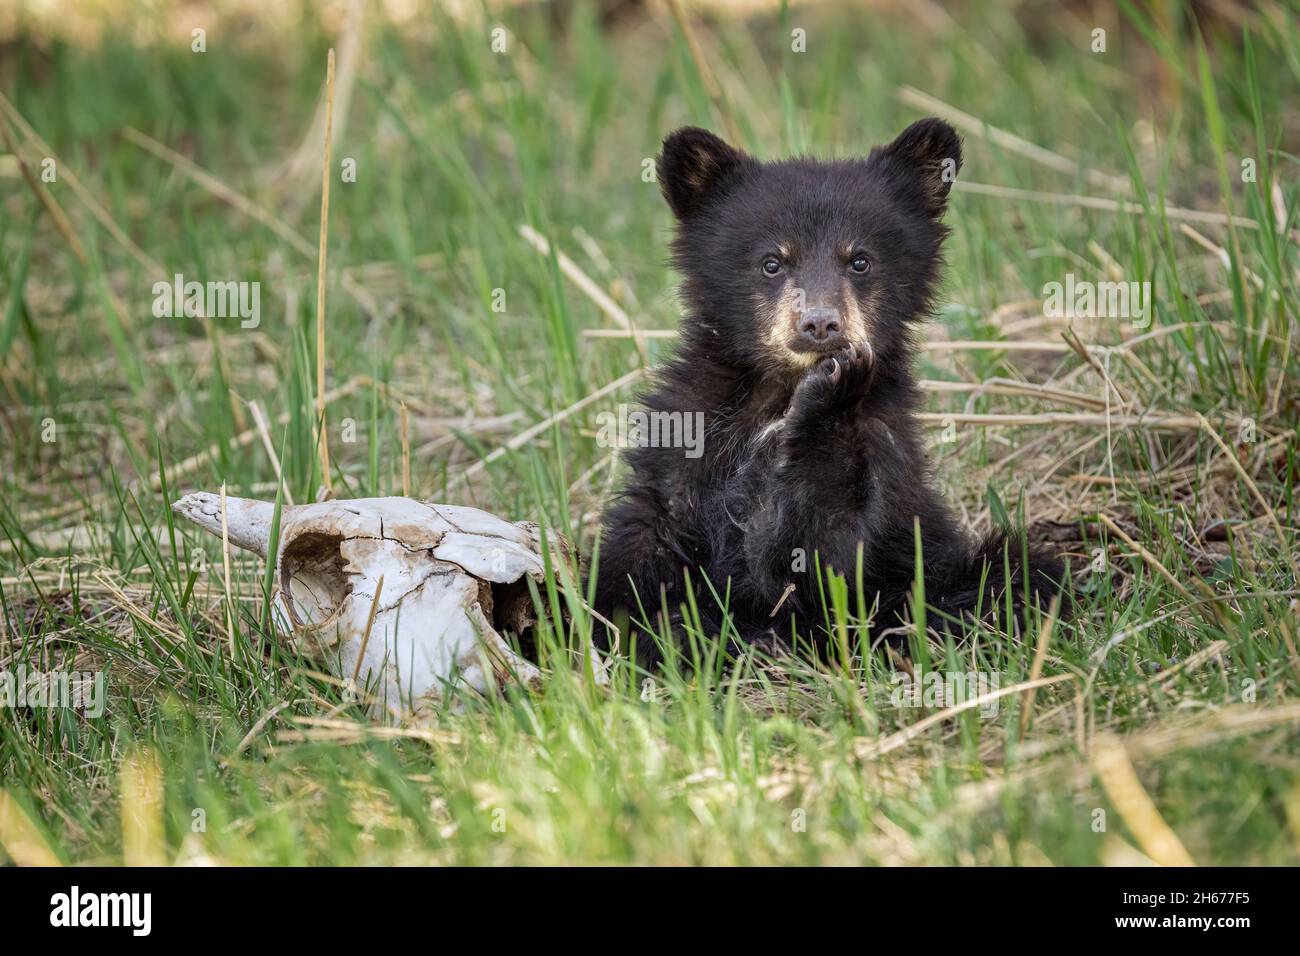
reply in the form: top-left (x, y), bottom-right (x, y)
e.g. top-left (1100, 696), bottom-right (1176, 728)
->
top-left (873, 118), bottom-right (963, 215)
top-left (657, 127), bottom-right (751, 221)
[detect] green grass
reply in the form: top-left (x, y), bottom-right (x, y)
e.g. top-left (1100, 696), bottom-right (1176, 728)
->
top-left (1, 0), bottom-right (1298, 865)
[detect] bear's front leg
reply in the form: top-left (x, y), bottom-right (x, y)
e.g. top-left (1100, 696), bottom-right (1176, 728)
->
top-left (780, 342), bottom-right (881, 489)
top-left (740, 345), bottom-right (903, 613)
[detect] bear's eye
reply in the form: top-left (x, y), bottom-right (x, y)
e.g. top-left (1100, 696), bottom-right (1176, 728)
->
top-left (849, 254), bottom-right (871, 275)
top-left (761, 257), bottom-right (783, 277)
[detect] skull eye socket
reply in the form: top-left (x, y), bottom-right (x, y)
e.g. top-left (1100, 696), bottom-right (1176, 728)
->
top-left (278, 531), bottom-right (351, 645)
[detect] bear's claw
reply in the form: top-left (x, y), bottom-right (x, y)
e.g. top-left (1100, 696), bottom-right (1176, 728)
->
top-left (813, 343), bottom-right (871, 388)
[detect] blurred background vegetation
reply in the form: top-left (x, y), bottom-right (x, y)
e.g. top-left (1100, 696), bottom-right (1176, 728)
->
top-left (1, 0), bottom-right (1298, 865)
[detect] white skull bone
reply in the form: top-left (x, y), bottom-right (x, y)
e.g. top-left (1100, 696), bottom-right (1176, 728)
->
top-left (171, 493), bottom-right (606, 720)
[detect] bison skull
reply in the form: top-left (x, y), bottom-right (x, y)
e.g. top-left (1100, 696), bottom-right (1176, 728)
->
top-left (172, 493), bottom-right (605, 720)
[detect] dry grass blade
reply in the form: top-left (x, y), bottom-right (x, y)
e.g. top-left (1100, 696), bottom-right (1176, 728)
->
top-left (247, 399), bottom-right (295, 506)
top-left (898, 85), bottom-right (1131, 193)
top-left (1097, 513), bottom-right (1231, 631)
top-left (120, 749), bottom-right (165, 867)
top-left (264, 0), bottom-right (363, 192)
top-left (0, 91), bottom-right (162, 274)
top-left (315, 47), bottom-right (337, 497)
top-left (856, 673), bottom-right (1074, 760)
top-left (122, 126), bottom-right (317, 259)
top-left (956, 180), bottom-right (1285, 236)
top-left (278, 716), bottom-right (460, 746)
top-left (518, 224), bottom-right (647, 362)
top-left (1196, 413), bottom-right (1299, 584)
top-left (664, 0), bottom-right (742, 143)
top-left (151, 376), bottom-right (365, 496)
top-left (400, 401), bottom-right (411, 497)
top-left (449, 367), bottom-right (645, 491)
top-left (0, 113), bottom-right (88, 263)
top-left (1018, 595), bottom-right (1061, 740)
top-left (351, 574), bottom-right (385, 684)
top-left (0, 791), bottom-right (62, 866)
top-left (219, 482), bottom-right (237, 658)
top-left (1061, 326), bottom-right (1129, 407)
top-left (1092, 734), bottom-right (1196, 867)
top-left (920, 378), bottom-right (1109, 410)
top-left (914, 411), bottom-right (1208, 430)
top-left (0, 107), bottom-right (148, 352)
top-left (231, 699), bottom-right (302, 759)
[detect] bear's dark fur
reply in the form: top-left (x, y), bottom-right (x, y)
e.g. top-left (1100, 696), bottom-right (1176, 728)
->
top-left (593, 119), bottom-right (1068, 664)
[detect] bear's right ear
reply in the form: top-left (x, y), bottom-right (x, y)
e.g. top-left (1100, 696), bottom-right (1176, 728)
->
top-left (657, 127), bottom-right (751, 221)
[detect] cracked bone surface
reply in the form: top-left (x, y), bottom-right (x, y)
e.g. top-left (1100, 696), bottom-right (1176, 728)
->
top-left (172, 493), bottom-right (605, 720)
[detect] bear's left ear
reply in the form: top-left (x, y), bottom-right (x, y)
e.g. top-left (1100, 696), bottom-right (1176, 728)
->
top-left (873, 118), bottom-right (963, 215)
top-left (658, 127), bottom-right (752, 221)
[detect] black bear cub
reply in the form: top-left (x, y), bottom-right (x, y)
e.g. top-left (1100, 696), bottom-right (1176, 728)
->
top-left (593, 118), bottom-right (1068, 664)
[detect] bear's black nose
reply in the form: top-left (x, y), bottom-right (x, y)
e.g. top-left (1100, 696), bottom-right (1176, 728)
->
top-left (797, 307), bottom-right (842, 344)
